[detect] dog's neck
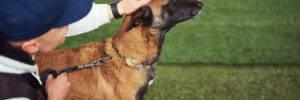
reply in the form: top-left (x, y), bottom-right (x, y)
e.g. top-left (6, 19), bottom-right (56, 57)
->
top-left (104, 15), bottom-right (165, 68)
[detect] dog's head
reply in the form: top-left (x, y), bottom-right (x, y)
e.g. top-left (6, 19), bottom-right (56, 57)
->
top-left (125, 0), bottom-right (203, 33)
top-left (112, 0), bottom-right (203, 68)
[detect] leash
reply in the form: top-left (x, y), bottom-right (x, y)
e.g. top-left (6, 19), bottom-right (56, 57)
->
top-left (40, 55), bottom-right (119, 98)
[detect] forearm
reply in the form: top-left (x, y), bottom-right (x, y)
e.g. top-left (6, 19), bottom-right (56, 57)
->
top-left (107, 1), bottom-right (127, 20)
top-left (66, 3), bottom-right (110, 37)
top-left (66, 0), bottom-right (151, 37)
top-left (107, 5), bottom-right (114, 20)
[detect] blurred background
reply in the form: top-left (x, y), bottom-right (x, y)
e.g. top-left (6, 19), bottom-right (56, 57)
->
top-left (58, 0), bottom-right (300, 99)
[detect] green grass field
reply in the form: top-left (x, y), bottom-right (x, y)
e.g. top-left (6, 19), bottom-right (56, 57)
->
top-left (59, 0), bottom-right (300, 64)
top-left (56, 0), bottom-right (300, 99)
top-left (145, 65), bottom-right (300, 100)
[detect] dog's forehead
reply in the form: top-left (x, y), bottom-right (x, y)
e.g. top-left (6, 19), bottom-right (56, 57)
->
top-left (149, 0), bottom-right (169, 16)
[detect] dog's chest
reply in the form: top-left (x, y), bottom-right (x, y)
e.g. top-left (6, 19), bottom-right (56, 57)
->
top-left (137, 63), bottom-right (156, 83)
top-left (134, 63), bottom-right (157, 100)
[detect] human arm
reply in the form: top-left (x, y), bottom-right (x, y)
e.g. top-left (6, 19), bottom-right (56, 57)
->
top-left (66, 0), bottom-right (151, 37)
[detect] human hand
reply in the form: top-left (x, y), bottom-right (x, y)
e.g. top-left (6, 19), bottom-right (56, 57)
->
top-left (118, 0), bottom-right (151, 15)
top-left (46, 73), bottom-right (71, 100)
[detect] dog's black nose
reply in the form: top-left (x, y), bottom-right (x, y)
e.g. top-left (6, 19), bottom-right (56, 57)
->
top-left (191, 1), bottom-right (203, 16)
top-left (196, 1), bottom-right (203, 9)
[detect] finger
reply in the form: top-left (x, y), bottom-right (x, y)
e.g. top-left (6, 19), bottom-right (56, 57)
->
top-left (46, 74), bottom-right (54, 81)
top-left (67, 81), bottom-right (71, 87)
top-left (58, 73), bottom-right (68, 82)
top-left (58, 72), bottom-right (67, 77)
top-left (139, 0), bottom-right (151, 5)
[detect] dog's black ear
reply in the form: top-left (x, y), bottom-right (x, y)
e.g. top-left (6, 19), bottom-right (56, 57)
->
top-left (127, 6), bottom-right (153, 31)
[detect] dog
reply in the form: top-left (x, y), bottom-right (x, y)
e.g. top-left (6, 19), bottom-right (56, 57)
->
top-left (35, 0), bottom-right (203, 99)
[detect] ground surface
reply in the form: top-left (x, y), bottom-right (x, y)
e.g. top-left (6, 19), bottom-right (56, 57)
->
top-left (145, 65), bottom-right (300, 100)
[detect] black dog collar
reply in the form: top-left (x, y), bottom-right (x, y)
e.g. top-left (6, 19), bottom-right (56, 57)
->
top-left (109, 0), bottom-right (122, 19)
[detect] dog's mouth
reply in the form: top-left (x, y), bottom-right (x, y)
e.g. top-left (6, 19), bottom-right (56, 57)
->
top-left (192, 1), bottom-right (203, 16)
top-left (173, 1), bottom-right (203, 23)
top-left (154, 0), bottom-right (203, 32)
top-left (173, 8), bottom-right (200, 23)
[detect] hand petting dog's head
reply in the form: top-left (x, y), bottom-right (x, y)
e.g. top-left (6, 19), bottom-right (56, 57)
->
top-left (128, 0), bottom-right (203, 33)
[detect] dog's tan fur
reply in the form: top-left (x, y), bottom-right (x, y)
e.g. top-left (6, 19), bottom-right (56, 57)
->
top-left (35, 0), bottom-right (202, 99)
top-left (36, 1), bottom-right (168, 100)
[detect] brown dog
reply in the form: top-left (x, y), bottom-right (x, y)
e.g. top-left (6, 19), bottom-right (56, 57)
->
top-left (35, 0), bottom-right (203, 99)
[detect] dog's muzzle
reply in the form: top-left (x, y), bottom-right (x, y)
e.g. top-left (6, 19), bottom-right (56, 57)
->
top-left (192, 1), bottom-right (203, 16)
